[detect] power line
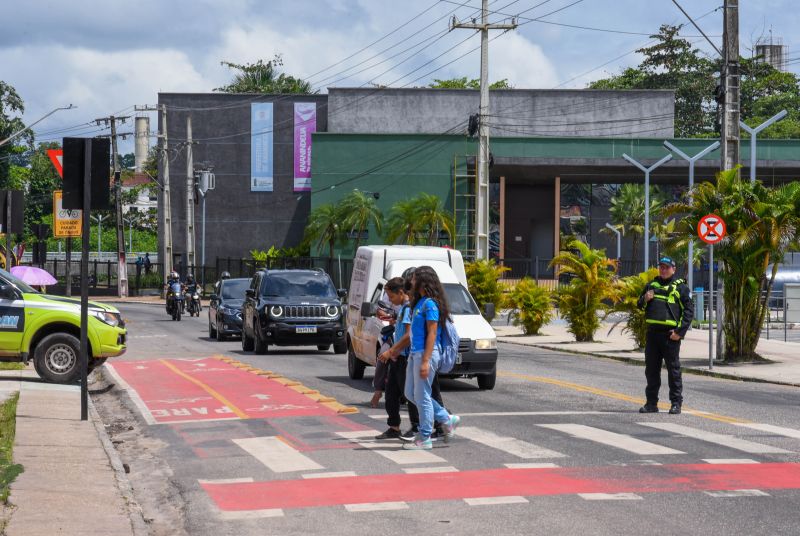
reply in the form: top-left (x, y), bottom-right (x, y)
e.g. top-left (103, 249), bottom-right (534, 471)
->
top-left (669, 0), bottom-right (722, 56)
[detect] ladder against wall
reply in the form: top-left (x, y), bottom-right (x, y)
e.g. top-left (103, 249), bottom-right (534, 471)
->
top-left (453, 155), bottom-right (477, 261)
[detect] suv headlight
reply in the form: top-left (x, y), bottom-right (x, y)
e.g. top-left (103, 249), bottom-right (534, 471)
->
top-left (90, 310), bottom-right (121, 327)
top-left (474, 338), bottom-right (496, 350)
top-left (269, 306), bottom-right (283, 318)
top-left (326, 305), bottom-right (339, 318)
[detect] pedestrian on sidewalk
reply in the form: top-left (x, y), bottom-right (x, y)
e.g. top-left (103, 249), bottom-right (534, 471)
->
top-left (638, 256), bottom-right (694, 415)
top-left (403, 267), bottom-right (460, 450)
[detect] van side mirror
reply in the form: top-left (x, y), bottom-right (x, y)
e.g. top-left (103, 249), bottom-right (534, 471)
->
top-left (338, 288), bottom-right (348, 299)
top-left (245, 289), bottom-right (255, 299)
top-left (210, 293), bottom-right (218, 301)
top-left (483, 302), bottom-right (496, 321)
top-left (360, 302), bottom-right (376, 318)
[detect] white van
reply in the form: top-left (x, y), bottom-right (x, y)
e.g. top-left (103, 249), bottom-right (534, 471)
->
top-left (346, 246), bottom-right (498, 390)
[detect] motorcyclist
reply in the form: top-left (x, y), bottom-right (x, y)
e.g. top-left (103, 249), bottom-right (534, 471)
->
top-left (185, 274), bottom-right (201, 314)
top-left (165, 271), bottom-right (184, 314)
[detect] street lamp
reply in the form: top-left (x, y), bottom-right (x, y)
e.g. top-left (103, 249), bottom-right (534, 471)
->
top-left (0, 105), bottom-right (76, 147)
top-left (90, 214), bottom-right (109, 257)
top-left (663, 140), bottom-right (720, 291)
top-left (604, 223), bottom-right (621, 261)
top-left (740, 110), bottom-right (788, 183)
top-left (621, 153), bottom-right (673, 271)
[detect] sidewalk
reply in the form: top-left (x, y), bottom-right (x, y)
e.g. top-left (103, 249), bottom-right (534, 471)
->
top-left (2, 368), bottom-right (144, 536)
top-left (496, 321), bottom-right (800, 387)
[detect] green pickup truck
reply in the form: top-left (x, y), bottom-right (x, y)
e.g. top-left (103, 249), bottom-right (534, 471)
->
top-left (0, 268), bottom-right (127, 383)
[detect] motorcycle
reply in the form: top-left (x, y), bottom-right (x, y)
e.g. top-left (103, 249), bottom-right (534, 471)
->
top-left (166, 282), bottom-right (184, 321)
top-left (185, 289), bottom-right (202, 317)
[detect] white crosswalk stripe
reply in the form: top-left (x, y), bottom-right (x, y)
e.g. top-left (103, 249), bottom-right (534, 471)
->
top-left (233, 437), bottom-right (323, 473)
top-left (704, 490), bottom-right (770, 498)
top-left (539, 424), bottom-right (684, 455)
top-left (458, 427), bottom-right (567, 459)
top-left (639, 423), bottom-right (792, 454)
top-left (336, 431), bottom-right (447, 465)
top-left (734, 423), bottom-right (800, 440)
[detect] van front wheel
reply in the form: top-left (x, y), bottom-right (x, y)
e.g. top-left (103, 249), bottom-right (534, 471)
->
top-left (477, 370), bottom-right (496, 390)
top-left (34, 333), bottom-right (82, 384)
top-left (347, 343), bottom-right (365, 380)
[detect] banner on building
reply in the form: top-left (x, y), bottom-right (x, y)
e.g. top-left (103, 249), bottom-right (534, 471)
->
top-left (251, 102), bottom-right (274, 192)
top-left (293, 102), bottom-right (316, 192)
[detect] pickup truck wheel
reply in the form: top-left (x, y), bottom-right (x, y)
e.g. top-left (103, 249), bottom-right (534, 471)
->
top-left (347, 342), bottom-right (365, 380)
top-left (477, 370), bottom-right (497, 390)
top-left (254, 323), bottom-right (268, 355)
top-left (242, 326), bottom-right (255, 352)
top-left (209, 319), bottom-right (217, 339)
top-left (34, 333), bottom-right (82, 384)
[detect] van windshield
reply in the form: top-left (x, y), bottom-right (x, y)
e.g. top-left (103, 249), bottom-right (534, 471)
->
top-left (443, 284), bottom-right (479, 315)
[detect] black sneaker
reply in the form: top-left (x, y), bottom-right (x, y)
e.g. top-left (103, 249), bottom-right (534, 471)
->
top-left (669, 403), bottom-right (682, 415)
top-left (374, 428), bottom-right (401, 440)
top-left (399, 428), bottom-right (418, 442)
top-left (639, 404), bottom-right (659, 413)
top-left (430, 428), bottom-right (445, 442)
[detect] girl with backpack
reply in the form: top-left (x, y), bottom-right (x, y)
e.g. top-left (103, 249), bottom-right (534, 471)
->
top-left (403, 267), bottom-right (461, 450)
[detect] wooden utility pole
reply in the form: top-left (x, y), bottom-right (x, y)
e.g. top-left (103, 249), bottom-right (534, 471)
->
top-left (721, 0), bottom-right (740, 171)
top-left (451, 0), bottom-right (516, 259)
top-left (185, 116), bottom-right (196, 273)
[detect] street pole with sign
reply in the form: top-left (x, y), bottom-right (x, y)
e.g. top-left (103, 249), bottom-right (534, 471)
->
top-left (698, 213), bottom-right (726, 370)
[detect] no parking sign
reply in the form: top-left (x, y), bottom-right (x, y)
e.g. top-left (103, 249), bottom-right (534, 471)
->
top-left (697, 214), bottom-right (726, 245)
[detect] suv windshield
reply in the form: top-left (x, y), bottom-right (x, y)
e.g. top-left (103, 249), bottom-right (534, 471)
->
top-left (221, 279), bottom-right (250, 300)
top-left (443, 283), bottom-right (479, 315)
top-left (0, 268), bottom-right (39, 294)
top-left (261, 272), bottom-right (337, 299)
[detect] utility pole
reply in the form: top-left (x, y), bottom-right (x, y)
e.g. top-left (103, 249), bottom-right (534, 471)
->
top-left (185, 116), bottom-right (196, 274)
top-left (721, 0), bottom-right (740, 171)
top-left (95, 114), bottom-right (130, 297)
top-left (451, 1), bottom-right (516, 260)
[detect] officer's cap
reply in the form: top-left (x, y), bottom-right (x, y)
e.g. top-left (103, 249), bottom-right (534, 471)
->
top-left (658, 256), bottom-right (676, 267)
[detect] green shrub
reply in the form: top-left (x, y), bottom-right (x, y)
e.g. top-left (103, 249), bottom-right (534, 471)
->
top-left (610, 268), bottom-right (658, 350)
top-left (464, 259), bottom-right (509, 319)
top-left (551, 239), bottom-right (617, 342)
top-left (504, 278), bottom-right (553, 335)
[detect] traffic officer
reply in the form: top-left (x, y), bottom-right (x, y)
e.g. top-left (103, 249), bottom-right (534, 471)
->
top-left (638, 256), bottom-right (694, 415)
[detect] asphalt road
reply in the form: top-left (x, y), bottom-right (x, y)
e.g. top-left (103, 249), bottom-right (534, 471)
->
top-left (92, 303), bottom-right (800, 536)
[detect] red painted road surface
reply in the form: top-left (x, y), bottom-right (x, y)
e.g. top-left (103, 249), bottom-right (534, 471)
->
top-left (110, 358), bottom-right (338, 424)
top-left (203, 463), bottom-right (800, 511)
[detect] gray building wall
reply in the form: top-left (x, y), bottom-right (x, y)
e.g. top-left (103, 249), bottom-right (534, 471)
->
top-left (157, 93), bottom-right (328, 266)
top-left (328, 88), bottom-right (675, 138)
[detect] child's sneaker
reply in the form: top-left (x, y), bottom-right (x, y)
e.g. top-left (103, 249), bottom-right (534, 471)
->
top-left (443, 415), bottom-right (461, 443)
top-left (402, 435), bottom-right (433, 450)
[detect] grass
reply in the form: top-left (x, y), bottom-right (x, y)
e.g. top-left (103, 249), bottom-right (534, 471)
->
top-left (0, 363), bottom-right (25, 371)
top-left (0, 393), bottom-right (23, 504)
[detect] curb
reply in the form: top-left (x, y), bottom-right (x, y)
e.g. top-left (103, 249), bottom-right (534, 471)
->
top-left (212, 355), bottom-right (359, 414)
top-left (498, 338), bottom-right (800, 389)
top-left (88, 392), bottom-right (149, 536)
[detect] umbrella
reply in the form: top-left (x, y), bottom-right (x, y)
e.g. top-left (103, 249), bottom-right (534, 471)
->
top-left (10, 266), bottom-right (57, 286)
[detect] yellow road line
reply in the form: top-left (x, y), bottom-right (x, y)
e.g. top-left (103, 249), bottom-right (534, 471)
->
top-left (498, 371), bottom-right (750, 425)
top-left (160, 359), bottom-right (250, 420)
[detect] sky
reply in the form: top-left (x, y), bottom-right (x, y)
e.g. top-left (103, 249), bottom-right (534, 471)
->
top-left (2, 0), bottom-right (799, 154)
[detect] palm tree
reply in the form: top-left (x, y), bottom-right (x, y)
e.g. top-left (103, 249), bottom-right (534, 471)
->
top-left (385, 199), bottom-right (420, 245)
top-left (303, 204), bottom-right (342, 258)
top-left (550, 239), bottom-right (618, 342)
top-left (607, 184), bottom-right (664, 267)
top-left (215, 56), bottom-right (316, 94)
top-left (664, 168), bottom-right (800, 361)
top-left (415, 192), bottom-right (454, 245)
top-left (340, 191), bottom-right (382, 252)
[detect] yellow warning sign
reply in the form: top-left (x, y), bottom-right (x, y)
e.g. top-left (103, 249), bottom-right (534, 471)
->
top-left (53, 191), bottom-right (82, 238)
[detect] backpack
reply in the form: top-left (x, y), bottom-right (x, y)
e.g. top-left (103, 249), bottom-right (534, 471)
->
top-left (437, 317), bottom-right (460, 373)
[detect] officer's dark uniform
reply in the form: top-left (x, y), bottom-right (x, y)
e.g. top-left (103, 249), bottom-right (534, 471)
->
top-left (638, 259), bottom-right (694, 413)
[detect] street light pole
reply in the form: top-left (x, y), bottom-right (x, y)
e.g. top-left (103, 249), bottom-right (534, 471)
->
top-left (0, 105), bottom-right (75, 147)
top-left (663, 140), bottom-right (720, 291)
top-left (622, 153), bottom-right (673, 271)
top-left (739, 109), bottom-right (787, 183)
top-left (90, 214), bottom-right (108, 257)
top-left (604, 223), bottom-right (621, 261)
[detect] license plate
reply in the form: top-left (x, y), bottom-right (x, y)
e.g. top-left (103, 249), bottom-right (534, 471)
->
top-left (296, 326), bottom-right (317, 334)
top-left (456, 353), bottom-right (463, 365)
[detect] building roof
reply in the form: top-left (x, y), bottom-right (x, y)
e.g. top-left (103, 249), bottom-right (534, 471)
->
top-left (122, 173), bottom-right (152, 188)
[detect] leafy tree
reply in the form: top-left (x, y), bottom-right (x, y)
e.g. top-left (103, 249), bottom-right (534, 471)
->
top-left (464, 259), bottom-right (509, 318)
top-left (551, 239), bottom-right (618, 342)
top-left (429, 77), bottom-right (511, 89)
top-left (0, 81), bottom-right (32, 189)
top-left (384, 193), bottom-right (453, 245)
top-left (664, 168), bottom-right (800, 361)
top-left (24, 142), bottom-right (63, 236)
top-left (609, 268), bottom-right (659, 349)
top-left (385, 198), bottom-right (421, 245)
top-left (303, 203), bottom-right (343, 258)
top-left (119, 153), bottom-right (135, 170)
top-left (604, 184), bottom-right (664, 268)
top-left (415, 192), bottom-right (454, 245)
top-left (504, 277), bottom-right (553, 335)
top-left (340, 191), bottom-right (382, 253)
top-left (215, 55), bottom-right (316, 94)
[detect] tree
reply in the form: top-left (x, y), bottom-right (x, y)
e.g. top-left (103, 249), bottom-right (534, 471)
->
top-left (551, 239), bottom-right (618, 342)
top-left (414, 192), bottom-right (454, 245)
top-left (340, 191), bottom-right (382, 253)
top-left (215, 55), bottom-right (316, 94)
top-left (429, 77), bottom-right (511, 89)
top-left (24, 142), bottom-right (63, 237)
top-left (385, 198), bottom-right (421, 245)
top-left (664, 168), bottom-right (800, 361)
top-left (303, 203), bottom-right (343, 258)
top-left (0, 81), bottom-right (31, 189)
top-left (605, 184), bottom-right (664, 267)
top-left (588, 24), bottom-right (800, 139)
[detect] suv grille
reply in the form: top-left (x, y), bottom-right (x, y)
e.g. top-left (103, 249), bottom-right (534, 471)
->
top-left (285, 305), bottom-right (326, 318)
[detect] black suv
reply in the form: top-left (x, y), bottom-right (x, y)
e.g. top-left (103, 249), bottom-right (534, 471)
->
top-left (241, 269), bottom-right (347, 354)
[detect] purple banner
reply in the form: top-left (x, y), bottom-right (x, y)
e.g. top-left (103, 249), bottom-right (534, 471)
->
top-left (293, 102), bottom-right (316, 192)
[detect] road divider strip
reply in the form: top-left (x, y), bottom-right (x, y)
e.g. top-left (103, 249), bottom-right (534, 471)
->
top-left (211, 356), bottom-right (359, 414)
